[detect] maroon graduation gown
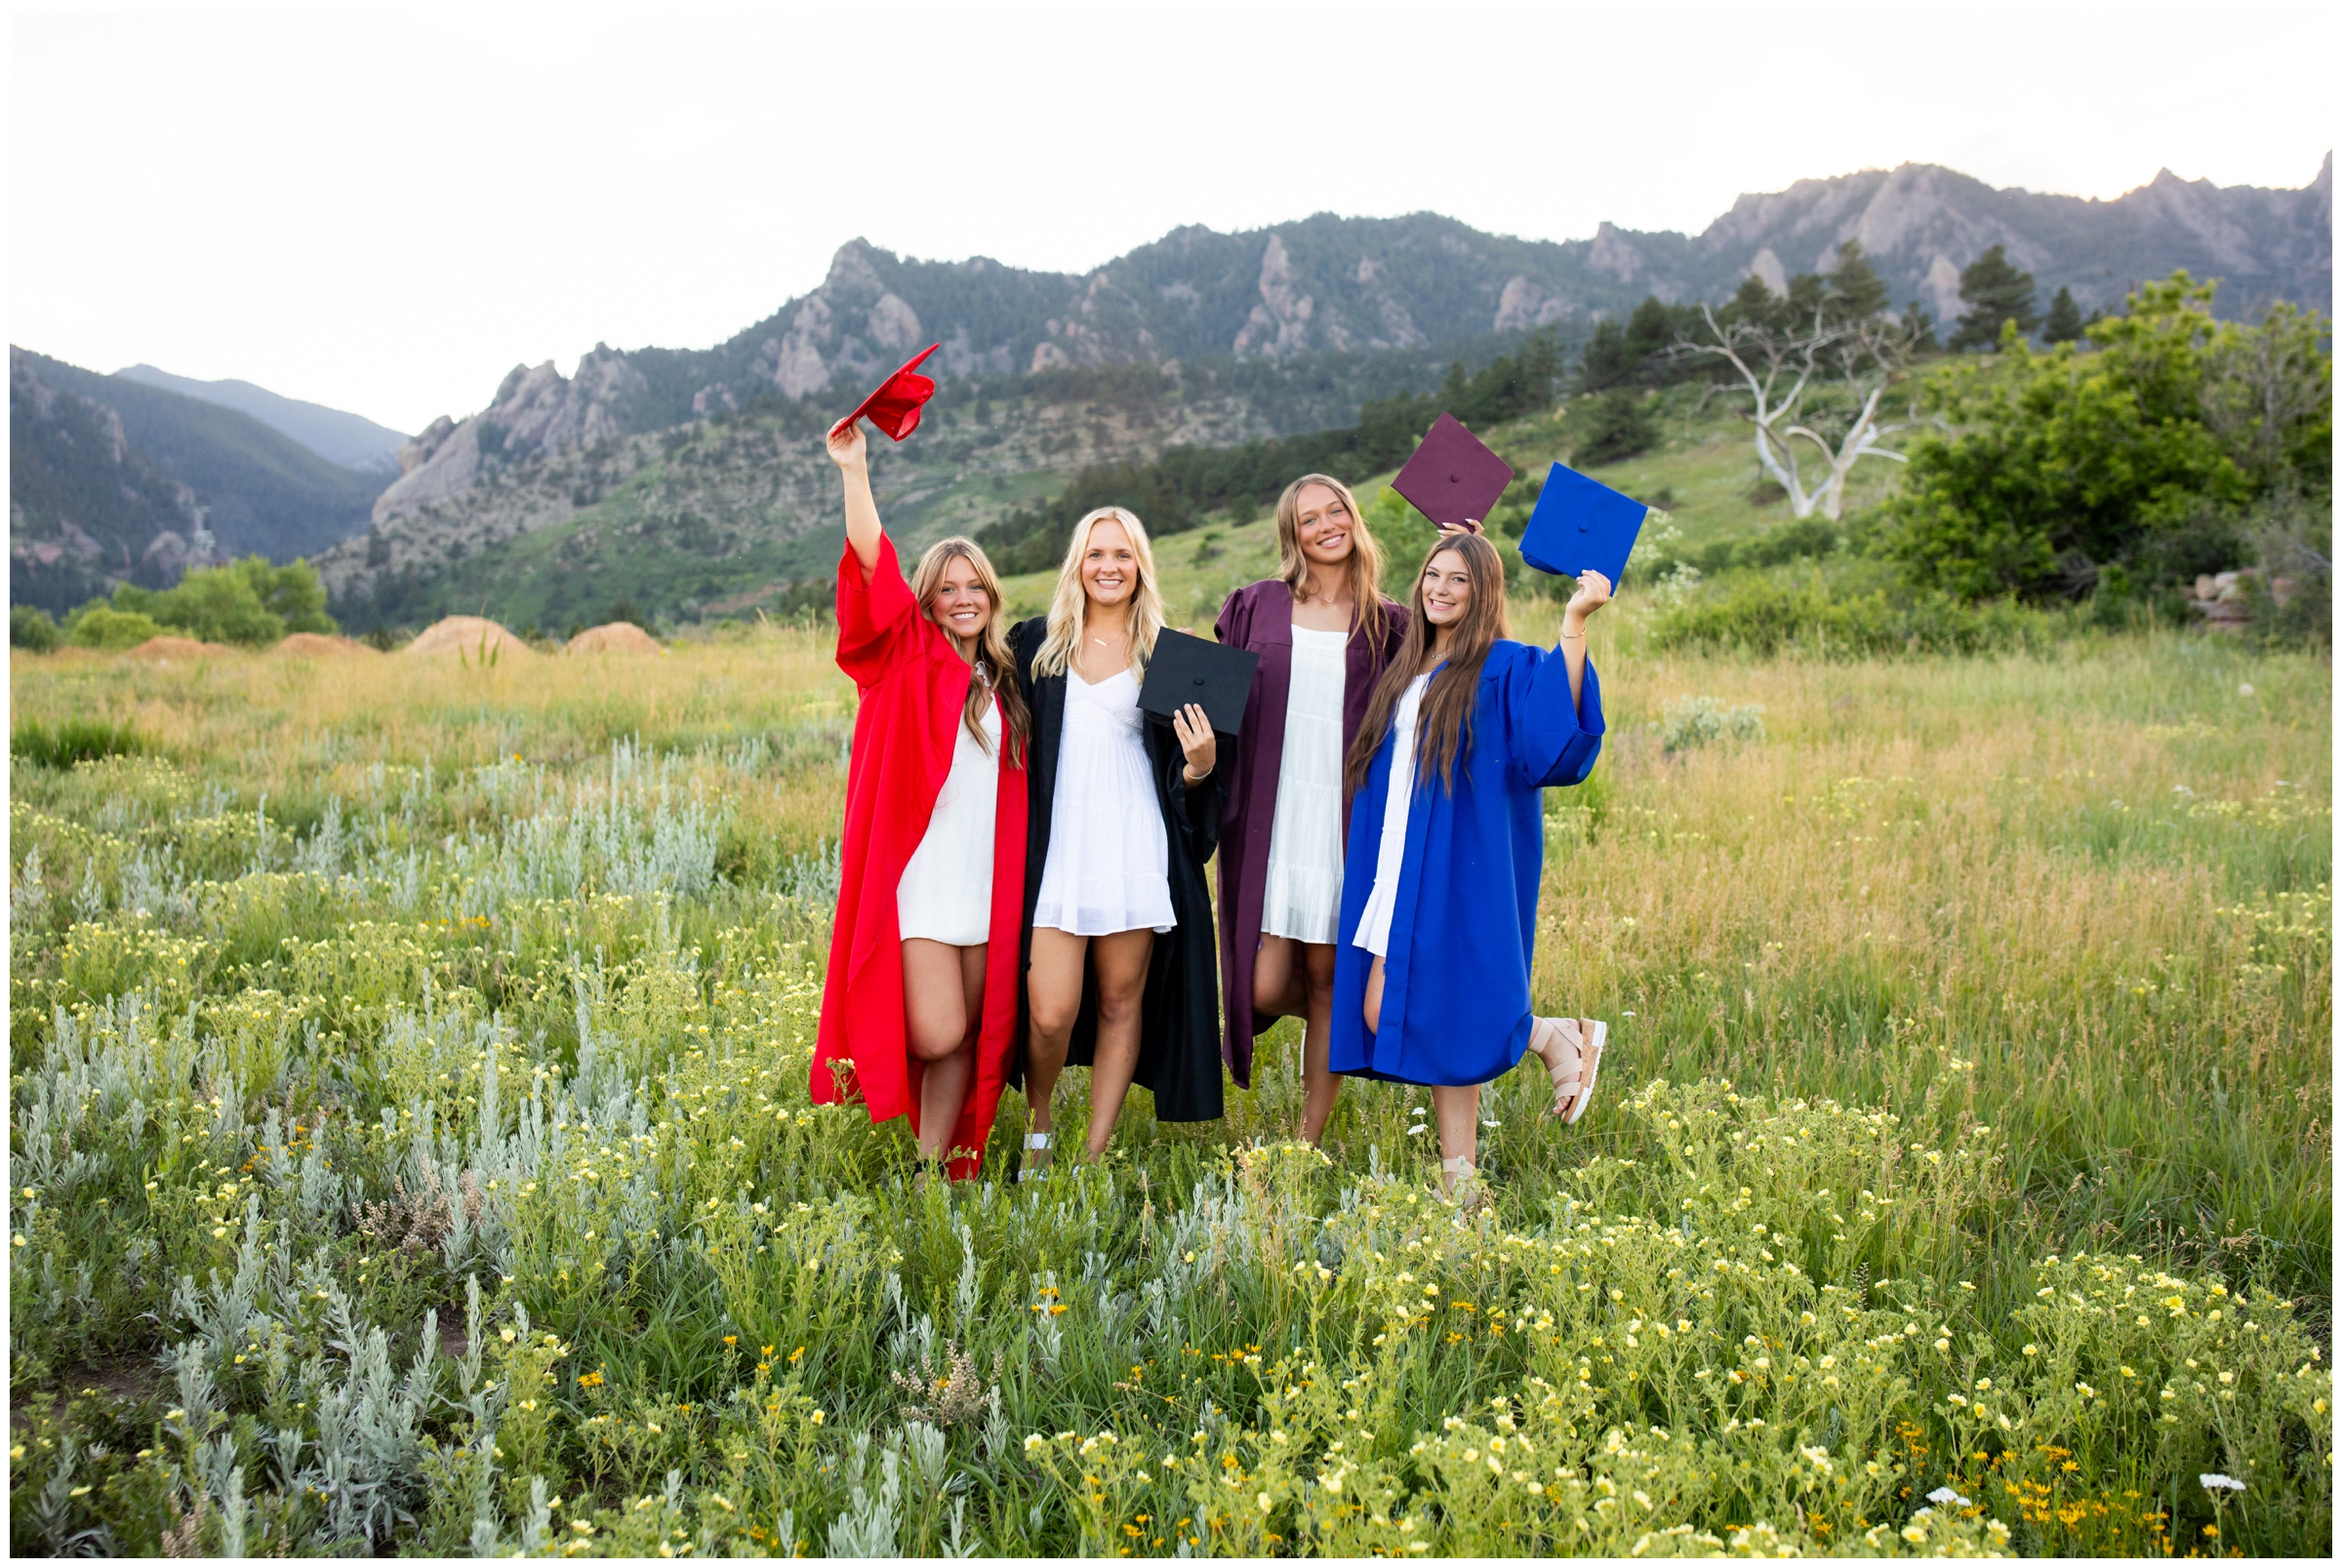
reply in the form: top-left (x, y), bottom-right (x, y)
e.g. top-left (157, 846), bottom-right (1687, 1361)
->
top-left (1212, 580), bottom-right (1409, 1087)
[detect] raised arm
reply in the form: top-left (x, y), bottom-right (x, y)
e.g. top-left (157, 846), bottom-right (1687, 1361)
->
top-left (1557, 569), bottom-right (1612, 712)
top-left (828, 421), bottom-right (883, 582)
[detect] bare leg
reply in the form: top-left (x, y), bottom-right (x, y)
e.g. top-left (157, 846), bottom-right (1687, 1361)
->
top-left (1296, 941), bottom-right (1342, 1145)
top-left (1023, 928), bottom-right (1090, 1149)
top-left (1253, 934), bottom-right (1305, 1023)
top-left (1363, 953), bottom-right (1387, 1035)
top-left (1080, 928), bottom-right (1155, 1158)
top-left (1433, 1084), bottom-right (1481, 1196)
top-left (903, 939), bottom-right (984, 1161)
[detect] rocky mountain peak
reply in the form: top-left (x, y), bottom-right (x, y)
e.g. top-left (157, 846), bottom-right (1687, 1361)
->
top-left (373, 347), bottom-right (648, 524)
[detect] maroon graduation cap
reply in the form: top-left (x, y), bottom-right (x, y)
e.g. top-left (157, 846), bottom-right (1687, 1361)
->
top-left (829, 342), bottom-right (942, 441)
top-left (1392, 412), bottom-right (1514, 528)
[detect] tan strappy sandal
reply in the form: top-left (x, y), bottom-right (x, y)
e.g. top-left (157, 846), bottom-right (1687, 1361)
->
top-left (1533, 1016), bottom-right (1608, 1124)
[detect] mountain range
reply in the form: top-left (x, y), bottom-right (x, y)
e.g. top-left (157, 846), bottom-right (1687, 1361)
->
top-left (359, 156), bottom-right (2332, 542)
top-left (10, 348), bottom-right (389, 616)
top-left (12, 154), bottom-right (2327, 628)
top-left (113, 363), bottom-right (409, 472)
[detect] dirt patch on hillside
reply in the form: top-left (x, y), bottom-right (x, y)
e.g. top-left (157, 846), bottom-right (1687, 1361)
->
top-left (271, 632), bottom-right (381, 658)
top-left (564, 622), bottom-right (664, 655)
top-left (126, 635), bottom-right (232, 660)
top-left (404, 616), bottom-right (532, 658)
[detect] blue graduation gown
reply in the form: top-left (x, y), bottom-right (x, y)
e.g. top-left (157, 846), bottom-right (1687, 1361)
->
top-left (1327, 641), bottom-right (1604, 1087)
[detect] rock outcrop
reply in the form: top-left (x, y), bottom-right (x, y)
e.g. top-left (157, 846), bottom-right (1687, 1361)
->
top-left (332, 156), bottom-right (2331, 571)
top-left (374, 345), bottom-right (649, 524)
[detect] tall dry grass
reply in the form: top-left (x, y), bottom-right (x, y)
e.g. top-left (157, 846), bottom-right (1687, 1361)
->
top-left (15, 622), bottom-right (2326, 1313)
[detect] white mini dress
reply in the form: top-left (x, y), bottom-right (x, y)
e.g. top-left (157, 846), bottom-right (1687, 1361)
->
top-left (897, 698), bottom-right (999, 946)
top-left (1033, 666), bottom-right (1175, 937)
top-left (1259, 623), bottom-right (1349, 945)
top-left (1353, 673), bottom-right (1431, 959)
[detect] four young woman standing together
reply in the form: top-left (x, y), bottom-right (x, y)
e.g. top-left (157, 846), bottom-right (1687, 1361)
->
top-left (814, 422), bottom-right (1612, 1191)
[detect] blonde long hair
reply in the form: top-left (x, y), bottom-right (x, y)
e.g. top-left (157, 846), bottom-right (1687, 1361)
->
top-left (909, 537), bottom-right (1031, 768)
top-left (1274, 473), bottom-right (1391, 650)
top-left (1030, 506), bottom-right (1166, 681)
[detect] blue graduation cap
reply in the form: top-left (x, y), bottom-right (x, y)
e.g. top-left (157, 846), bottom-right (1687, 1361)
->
top-left (1518, 462), bottom-right (1651, 587)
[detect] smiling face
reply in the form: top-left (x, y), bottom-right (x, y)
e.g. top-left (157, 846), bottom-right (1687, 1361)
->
top-left (1292, 482), bottom-right (1353, 567)
top-left (926, 553), bottom-right (992, 643)
top-left (1080, 517), bottom-right (1138, 608)
top-left (1419, 546), bottom-right (1474, 629)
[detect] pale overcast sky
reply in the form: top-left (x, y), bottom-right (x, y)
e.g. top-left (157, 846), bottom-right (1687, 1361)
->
top-left (10, 2), bottom-right (2334, 435)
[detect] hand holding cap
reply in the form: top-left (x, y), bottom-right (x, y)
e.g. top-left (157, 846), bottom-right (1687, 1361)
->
top-left (829, 343), bottom-right (943, 442)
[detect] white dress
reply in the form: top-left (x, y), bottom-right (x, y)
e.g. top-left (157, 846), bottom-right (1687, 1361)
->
top-left (1033, 666), bottom-right (1175, 937)
top-left (897, 698), bottom-right (999, 945)
top-left (1354, 673), bottom-right (1431, 958)
top-left (1259, 623), bottom-right (1348, 945)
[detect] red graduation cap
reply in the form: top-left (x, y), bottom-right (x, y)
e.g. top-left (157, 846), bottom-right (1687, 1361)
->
top-left (829, 342), bottom-right (943, 441)
top-left (1391, 412), bottom-right (1514, 528)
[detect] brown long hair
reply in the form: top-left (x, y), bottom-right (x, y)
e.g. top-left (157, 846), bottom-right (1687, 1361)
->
top-left (910, 537), bottom-right (1031, 770)
top-left (1273, 473), bottom-right (1391, 650)
top-left (1344, 533), bottom-right (1510, 795)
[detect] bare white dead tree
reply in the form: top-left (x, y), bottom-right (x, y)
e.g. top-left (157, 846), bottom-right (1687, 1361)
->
top-left (1673, 298), bottom-right (1919, 522)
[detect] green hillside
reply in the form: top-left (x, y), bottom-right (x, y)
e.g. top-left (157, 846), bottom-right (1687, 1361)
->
top-left (26, 352), bottom-right (384, 561)
top-left (337, 375), bottom-right (1890, 640)
top-left (10, 350), bottom-right (384, 596)
top-left (988, 392), bottom-right (1894, 624)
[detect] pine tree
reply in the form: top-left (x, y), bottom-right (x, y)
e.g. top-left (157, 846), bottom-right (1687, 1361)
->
top-left (1902, 301), bottom-right (1941, 353)
top-left (1949, 245), bottom-right (2040, 350)
top-left (1571, 388), bottom-right (1660, 465)
top-left (1623, 296), bottom-right (1675, 362)
top-left (2041, 286), bottom-right (2086, 343)
top-left (1574, 321), bottom-right (1632, 394)
top-left (1829, 240), bottom-right (1890, 321)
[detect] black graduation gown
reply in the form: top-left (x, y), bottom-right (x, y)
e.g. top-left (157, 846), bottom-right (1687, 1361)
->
top-left (1007, 617), bottom-right (1227, 1123)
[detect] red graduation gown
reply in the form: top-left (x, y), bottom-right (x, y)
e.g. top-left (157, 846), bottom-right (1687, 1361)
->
top-left (813, 536), bottom-right (1028, 1179)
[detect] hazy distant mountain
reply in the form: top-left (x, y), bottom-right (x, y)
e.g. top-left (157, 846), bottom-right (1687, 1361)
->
top-left (114, 363), bottom-right (409, 472)
top-left (10, 347), bottom-right (385, 614)
top-left (373, 156), bottom-right (2331, 532)
top-left (1587, 155), bottom-right (2334, 329)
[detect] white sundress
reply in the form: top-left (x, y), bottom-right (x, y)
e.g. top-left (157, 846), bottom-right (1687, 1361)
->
top-left (896, 697), bottom-right (999, 946)
top-left (1353, 673), bottom-right (1431, 959)
top-left (1259, 623), bottom-right (1348, 945)
top-left (1032, 666), bottom-right (1175, 937)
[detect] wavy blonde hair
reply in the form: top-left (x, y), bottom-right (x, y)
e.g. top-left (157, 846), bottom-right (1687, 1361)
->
top-left (1030, 506), bottom-right (1166, 681)
top-left (1274, 473), bottom-right (1391, 649)
top-left (909, 537), bottom-right (1030, 768)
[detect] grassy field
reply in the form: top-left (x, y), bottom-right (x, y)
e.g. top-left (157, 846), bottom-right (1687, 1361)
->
top-left (7, 615), bottom-right (2330, 1556)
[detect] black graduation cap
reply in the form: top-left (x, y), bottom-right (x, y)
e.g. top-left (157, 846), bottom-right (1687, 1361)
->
top-left (1140, 628), bottom-right (1259, 736)
top-left (1518, 462), bottom-right (1651, 586)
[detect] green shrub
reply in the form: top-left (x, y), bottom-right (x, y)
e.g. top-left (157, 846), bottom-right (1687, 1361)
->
top-left (63, 605), bottom-right (167, 651)
top-left (11, 717), bottom-right (146, 768)
top-left (10, 605), bottom-right (63, 652)
top-left (1660, 694), bottom-right (1765, 751)
top-left (1569, 387), bottom-right (1660, 465)
top-left (1652, 572), bottom-right (2070, 659)
top-left (2241, 490), bottom-right (2333, 648)
top-left (101, 556), bottom-right (335, 648)
top-left (115, 564), bottom-right (282, 645)
top-left (1888, 275), bottom-right (2328, 602)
